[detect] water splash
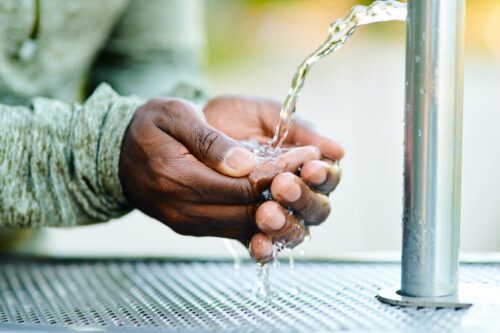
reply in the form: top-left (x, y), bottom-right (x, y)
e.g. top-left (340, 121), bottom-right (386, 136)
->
top-left (240, 139), bottom-right (281, 160)
top-left (253, 263), bottom-right (270, 299)
top-left (270, 0), bottom-right (407, 149)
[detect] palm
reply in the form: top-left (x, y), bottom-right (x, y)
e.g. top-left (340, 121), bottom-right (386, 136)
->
top-left (204, 96), bottom-right (344, 160)
top-left (204, 96), bottom-right (278, 144)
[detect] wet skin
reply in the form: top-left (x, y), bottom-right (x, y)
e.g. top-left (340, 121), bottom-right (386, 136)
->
top-left (119, 96), bottom-right (343, 263)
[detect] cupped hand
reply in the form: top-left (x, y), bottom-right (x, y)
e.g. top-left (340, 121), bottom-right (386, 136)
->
top-left (204, 96), bottom-right (344, 262)
top-left (119, 96), bottom-right (343, 263)
top-left (203, 96), bottom-right (344, 160)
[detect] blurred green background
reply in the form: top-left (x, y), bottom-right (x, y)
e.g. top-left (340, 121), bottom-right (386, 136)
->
top-left (206, 0), bottom-right (500, 67)
top-left (24, 0), bottom-right (500, 259)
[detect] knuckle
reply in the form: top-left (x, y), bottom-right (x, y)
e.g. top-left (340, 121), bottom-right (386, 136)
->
top-left (148, 97), bottom-right (172, 107)
top-left (163, 98), bottom-right (185, 112)
top-left (237, 179), bottom-right (256, 202)
top-left (161, 99), bottom-right (187, 120)
top-left (148, 98), bottom-right (192, 126)
top-left (194, 128), bottom-right (222, 159)
top-left (160, 98), bottom-right (199, 119)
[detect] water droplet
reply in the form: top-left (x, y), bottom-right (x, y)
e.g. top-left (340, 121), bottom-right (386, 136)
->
top-left (417, 129), bottom-right (422, 137)
top-left (290, 287), bottom-right (300, 296)
top-left (420, 88), bottom-right (426, 94)
top-left (415, 55), bottom-right (421, 63)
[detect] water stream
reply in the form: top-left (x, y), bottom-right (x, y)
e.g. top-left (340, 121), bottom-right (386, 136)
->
top-left (270, 0), bottom-right (407, 149)
top-left (223, 239), bottom-right (241, 272)
top-left (229, 0), bottom-right (408, 299)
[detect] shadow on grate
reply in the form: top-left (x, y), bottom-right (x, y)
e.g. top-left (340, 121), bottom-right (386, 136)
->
top-left (0, 258), bottom-right (498, 332)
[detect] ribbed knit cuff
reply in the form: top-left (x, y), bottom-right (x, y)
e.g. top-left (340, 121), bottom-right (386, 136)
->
top-left (95, 84), bottom-right (143, 216)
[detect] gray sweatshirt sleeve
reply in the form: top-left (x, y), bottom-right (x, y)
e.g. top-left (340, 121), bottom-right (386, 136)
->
top-left (91, 0), bottom-right (209, 105)
top-left (0, 84), bottom-right (142, 228)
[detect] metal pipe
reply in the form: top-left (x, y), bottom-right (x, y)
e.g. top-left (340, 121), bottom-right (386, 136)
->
top-left (401, 0), bottom-right (465, 297)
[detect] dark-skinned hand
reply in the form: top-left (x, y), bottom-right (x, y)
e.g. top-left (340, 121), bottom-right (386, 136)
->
top-left (119, 96), bottom-right (344, 263)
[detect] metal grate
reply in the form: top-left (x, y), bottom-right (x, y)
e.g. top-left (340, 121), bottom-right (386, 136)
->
top-left (0, 258), bottom-right (499, 332)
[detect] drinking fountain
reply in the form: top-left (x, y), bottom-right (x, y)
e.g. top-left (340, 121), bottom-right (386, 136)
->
top-left (377, 0), bottom-right (500, 308)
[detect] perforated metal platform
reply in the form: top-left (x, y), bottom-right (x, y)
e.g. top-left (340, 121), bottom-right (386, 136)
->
top-left (0, 258), bottom-right (499, 332)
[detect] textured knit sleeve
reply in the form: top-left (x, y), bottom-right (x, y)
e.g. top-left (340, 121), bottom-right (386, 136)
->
top-left (0, 84), bottom-right (142, 228)
top-left (91, 0), bottom-right (209, 106)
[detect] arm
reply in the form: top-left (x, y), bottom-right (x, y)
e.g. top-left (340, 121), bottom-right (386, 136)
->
top-left (0, 84), bottom-right (142, 228)
top-left (90, 0), bottom-right (208, 105)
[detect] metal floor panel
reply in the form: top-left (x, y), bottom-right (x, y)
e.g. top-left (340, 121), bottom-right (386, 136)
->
top-left (0, 258), bottom-right (499, 332)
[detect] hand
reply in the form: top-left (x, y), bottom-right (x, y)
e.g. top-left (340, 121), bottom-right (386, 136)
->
top-left (204, 96), bottom-right (344, 262)
top-left (118, 98), bottom-right (332, 245)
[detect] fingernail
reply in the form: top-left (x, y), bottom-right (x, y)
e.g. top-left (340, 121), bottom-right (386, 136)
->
top-left (283, 180), bottom-right (301, 202)
top-left (262, 206), bottom-right (286, 231)
top-left (310, 163), bottom-right (327, 184)
top-left (225, 147), bottom-right (256, 171)
top-left (251, 234), bottom-right (273, 261)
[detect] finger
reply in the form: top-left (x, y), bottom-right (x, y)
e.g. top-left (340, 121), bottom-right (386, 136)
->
top-left (152, 130), bottom-right (321, 205)
top-left (183, 145), bottom-right (320, 204)
top-left (270, 172), bottom-right (331, 226)
top-left (160, 203), bottom-right (256, 240)
top-left (169, 160), bottom-right (259, 204)
top-left (250, 233), bottom-right (273, 263)
top-left (249, 145), bottom-right (321, 194)
top-left (255, 201), bottom-right (286, 233)
top-left (255, 201), bottom-right (307, 246)
top-left (155, 99), bottom-right (257, 177)
top-left (286, 118), bottom-right (345, 160)
top-left (300, 160), bottom-right (342, 193)
top-left (139, 130), bottom-right (259, 204)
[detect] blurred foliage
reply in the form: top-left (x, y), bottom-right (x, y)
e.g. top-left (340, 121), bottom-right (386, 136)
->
top-left (244, 0), bottom-right (300, 4)
top-left (206, 0), bottom-right (500, 66)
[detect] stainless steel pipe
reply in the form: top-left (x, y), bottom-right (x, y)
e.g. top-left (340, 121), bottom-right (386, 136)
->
top-left (401, 0), bottom-right (465, 297)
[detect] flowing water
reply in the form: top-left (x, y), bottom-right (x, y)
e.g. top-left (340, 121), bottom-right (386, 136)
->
top-left (236, 0), bottom-right (408, 299)
top-left (269, 0), bottom-right (407, 149)
top-left (253, 263), bottom-right (270, 299)
top-left (222, 239), bottom-right (241, 272)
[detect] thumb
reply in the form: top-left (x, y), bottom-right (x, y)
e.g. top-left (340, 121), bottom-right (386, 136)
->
top-left (190, 124), bottom-right (258, 177)
top-left (157, 99), bottom-right (257, 177)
